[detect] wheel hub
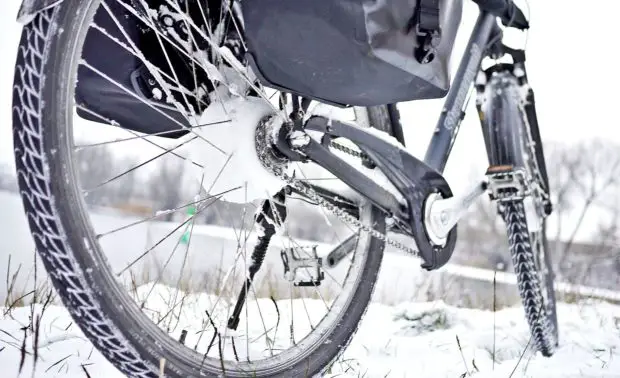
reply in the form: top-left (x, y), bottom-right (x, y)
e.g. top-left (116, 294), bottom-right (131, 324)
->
top-left (187, 95), bottom-right (289, 204)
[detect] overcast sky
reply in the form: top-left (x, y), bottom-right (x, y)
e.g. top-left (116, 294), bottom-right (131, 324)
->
top-left (1, 0), bottom-right (619, 193)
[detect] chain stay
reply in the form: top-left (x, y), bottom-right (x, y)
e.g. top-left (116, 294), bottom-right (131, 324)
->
top-left (266, 136), bottom-right (420, 257)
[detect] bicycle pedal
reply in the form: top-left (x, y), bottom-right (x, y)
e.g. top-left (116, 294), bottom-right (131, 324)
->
top-left (485, 166), bottom-right (529, 201)
top-left (280, 246), bottom-right (325, 287)
top-left (485, 164), bottom-right (514, 175)
top-left (294, 279), bottom-right (324, 287)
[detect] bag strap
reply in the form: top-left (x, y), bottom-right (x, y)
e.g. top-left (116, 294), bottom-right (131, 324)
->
top-left (412, 0), bottom-right (442, 64)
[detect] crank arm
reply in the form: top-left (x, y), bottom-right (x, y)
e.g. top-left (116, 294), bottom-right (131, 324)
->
top-left (325, 233), bottom-right (358, 268)
top-left (425, 181), bottom-right (488, 245)
top-left (303, 116), bottom-right (457, 271)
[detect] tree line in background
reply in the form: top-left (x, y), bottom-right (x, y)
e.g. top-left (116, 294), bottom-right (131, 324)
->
top-left (0, 145), bottom-right (193, 216)
top-left (0, 141), bottom-right (332, 241)
top-left (1, 137), bottom-right (619, 289)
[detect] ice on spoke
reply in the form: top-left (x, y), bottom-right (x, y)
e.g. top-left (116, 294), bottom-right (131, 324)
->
top-left (187, 95), bottom-right (287, 204)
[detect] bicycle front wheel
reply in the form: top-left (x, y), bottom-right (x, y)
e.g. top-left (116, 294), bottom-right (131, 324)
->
top-left (12, 1), bottom-right (397, 376)
top-left (481, 69), bottom-right (558, 356)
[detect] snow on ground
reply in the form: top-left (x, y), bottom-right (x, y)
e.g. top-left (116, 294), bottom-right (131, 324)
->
top-left (1, 286), bottom-right (619, 378)
top-left (329, 301), bottom-right (620, 378)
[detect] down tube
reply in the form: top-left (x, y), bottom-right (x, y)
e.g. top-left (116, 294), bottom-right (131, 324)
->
top-left (423, 11), bottom-right (497, 174)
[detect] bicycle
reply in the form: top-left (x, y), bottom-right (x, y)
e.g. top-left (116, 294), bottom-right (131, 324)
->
top-left (12, 0), bottom-right (558, 376)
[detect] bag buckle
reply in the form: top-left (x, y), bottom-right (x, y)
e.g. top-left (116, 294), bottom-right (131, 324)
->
top-left (414, 28), bottom-right (441, 64)
top-left (411, 0), bottom-right (442, 64)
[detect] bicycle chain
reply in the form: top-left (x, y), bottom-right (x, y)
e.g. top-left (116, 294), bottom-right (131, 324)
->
top-left (265, 133), bottom-right (420, 257)
top-left (328, 140), bottom-right (375, 167)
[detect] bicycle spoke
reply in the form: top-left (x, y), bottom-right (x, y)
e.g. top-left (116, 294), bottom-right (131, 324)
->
top-left (101, 1), bottom-right (201, 124)
top-left (124, 150), bottom-right (239, 301)
top-left (164, 173), bottom-right (205, 332)
top-left (193, 246), bottom-right (245, 349)
top-left (74, 117), bottom-right (231, 149)
top-left (240, 185), bottom-right (252, 360)
top-left (288, 283), bottom-right (295, 346)
top-left (89, 21), bottom-right (208, 108)
top-left (193, 159), bottom-right (255, 348)
top-left (162, 0), bottom-right (287, 122)
top-left (224, 1), bottom-right (247, 52)
top-left (83, 135), bottom-right (197, 192)
top-left (74, 104), bottom-right (208, 170)
top-left (79, 59), bottom-right (227, 155)
top-left (116, 196), bottom-right (221, 276)
top-left (147, 12), bottom-right (202, 122)
top-left (247, 279), bottom-right (275, 357)
top-left (96, 187), bottom-right (239, 238)
top-left (298, 292), bottom-right (315, 331)
top-left (114, 0), bottom-right (231, 94)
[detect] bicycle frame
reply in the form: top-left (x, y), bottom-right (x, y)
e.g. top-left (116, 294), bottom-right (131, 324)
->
top-left (423, 10), bottom-right (499, 173)
top-left (281, 7), bottom-right (524, 271)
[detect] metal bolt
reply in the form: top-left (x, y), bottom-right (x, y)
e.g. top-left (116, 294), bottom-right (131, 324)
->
top-left (440, 211), bottom-right (449, 225)
top-left (288, 130), bottom-right (310, 148)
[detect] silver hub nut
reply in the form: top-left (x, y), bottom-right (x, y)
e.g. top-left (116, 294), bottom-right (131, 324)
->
top-left (288, 130), bottom-right (310, 148)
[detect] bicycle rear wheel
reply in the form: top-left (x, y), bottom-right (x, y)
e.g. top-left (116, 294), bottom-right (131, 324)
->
top-left (12, 1), bottom-right (399, 376)
top-left (480, 69), bottom-right (558, 356)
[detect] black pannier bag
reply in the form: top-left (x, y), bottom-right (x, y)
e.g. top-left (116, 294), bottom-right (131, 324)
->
top-left (242, 0), bottom-right (463, 107)
top-left (75, 0), bottom-right (224, 138)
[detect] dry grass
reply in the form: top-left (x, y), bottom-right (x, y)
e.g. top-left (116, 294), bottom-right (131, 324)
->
top-left (3, 254), bottom-right (57, 317)
top-left (1, 253), bottom-right (58, 377)
top-left (1, 247), bottom-right (618, 378)
top-left (4, 247), bottom-right (617, 316)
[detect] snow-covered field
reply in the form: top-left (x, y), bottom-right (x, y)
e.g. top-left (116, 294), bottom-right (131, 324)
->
top-left (1, 287), bottom-right (619, 378)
